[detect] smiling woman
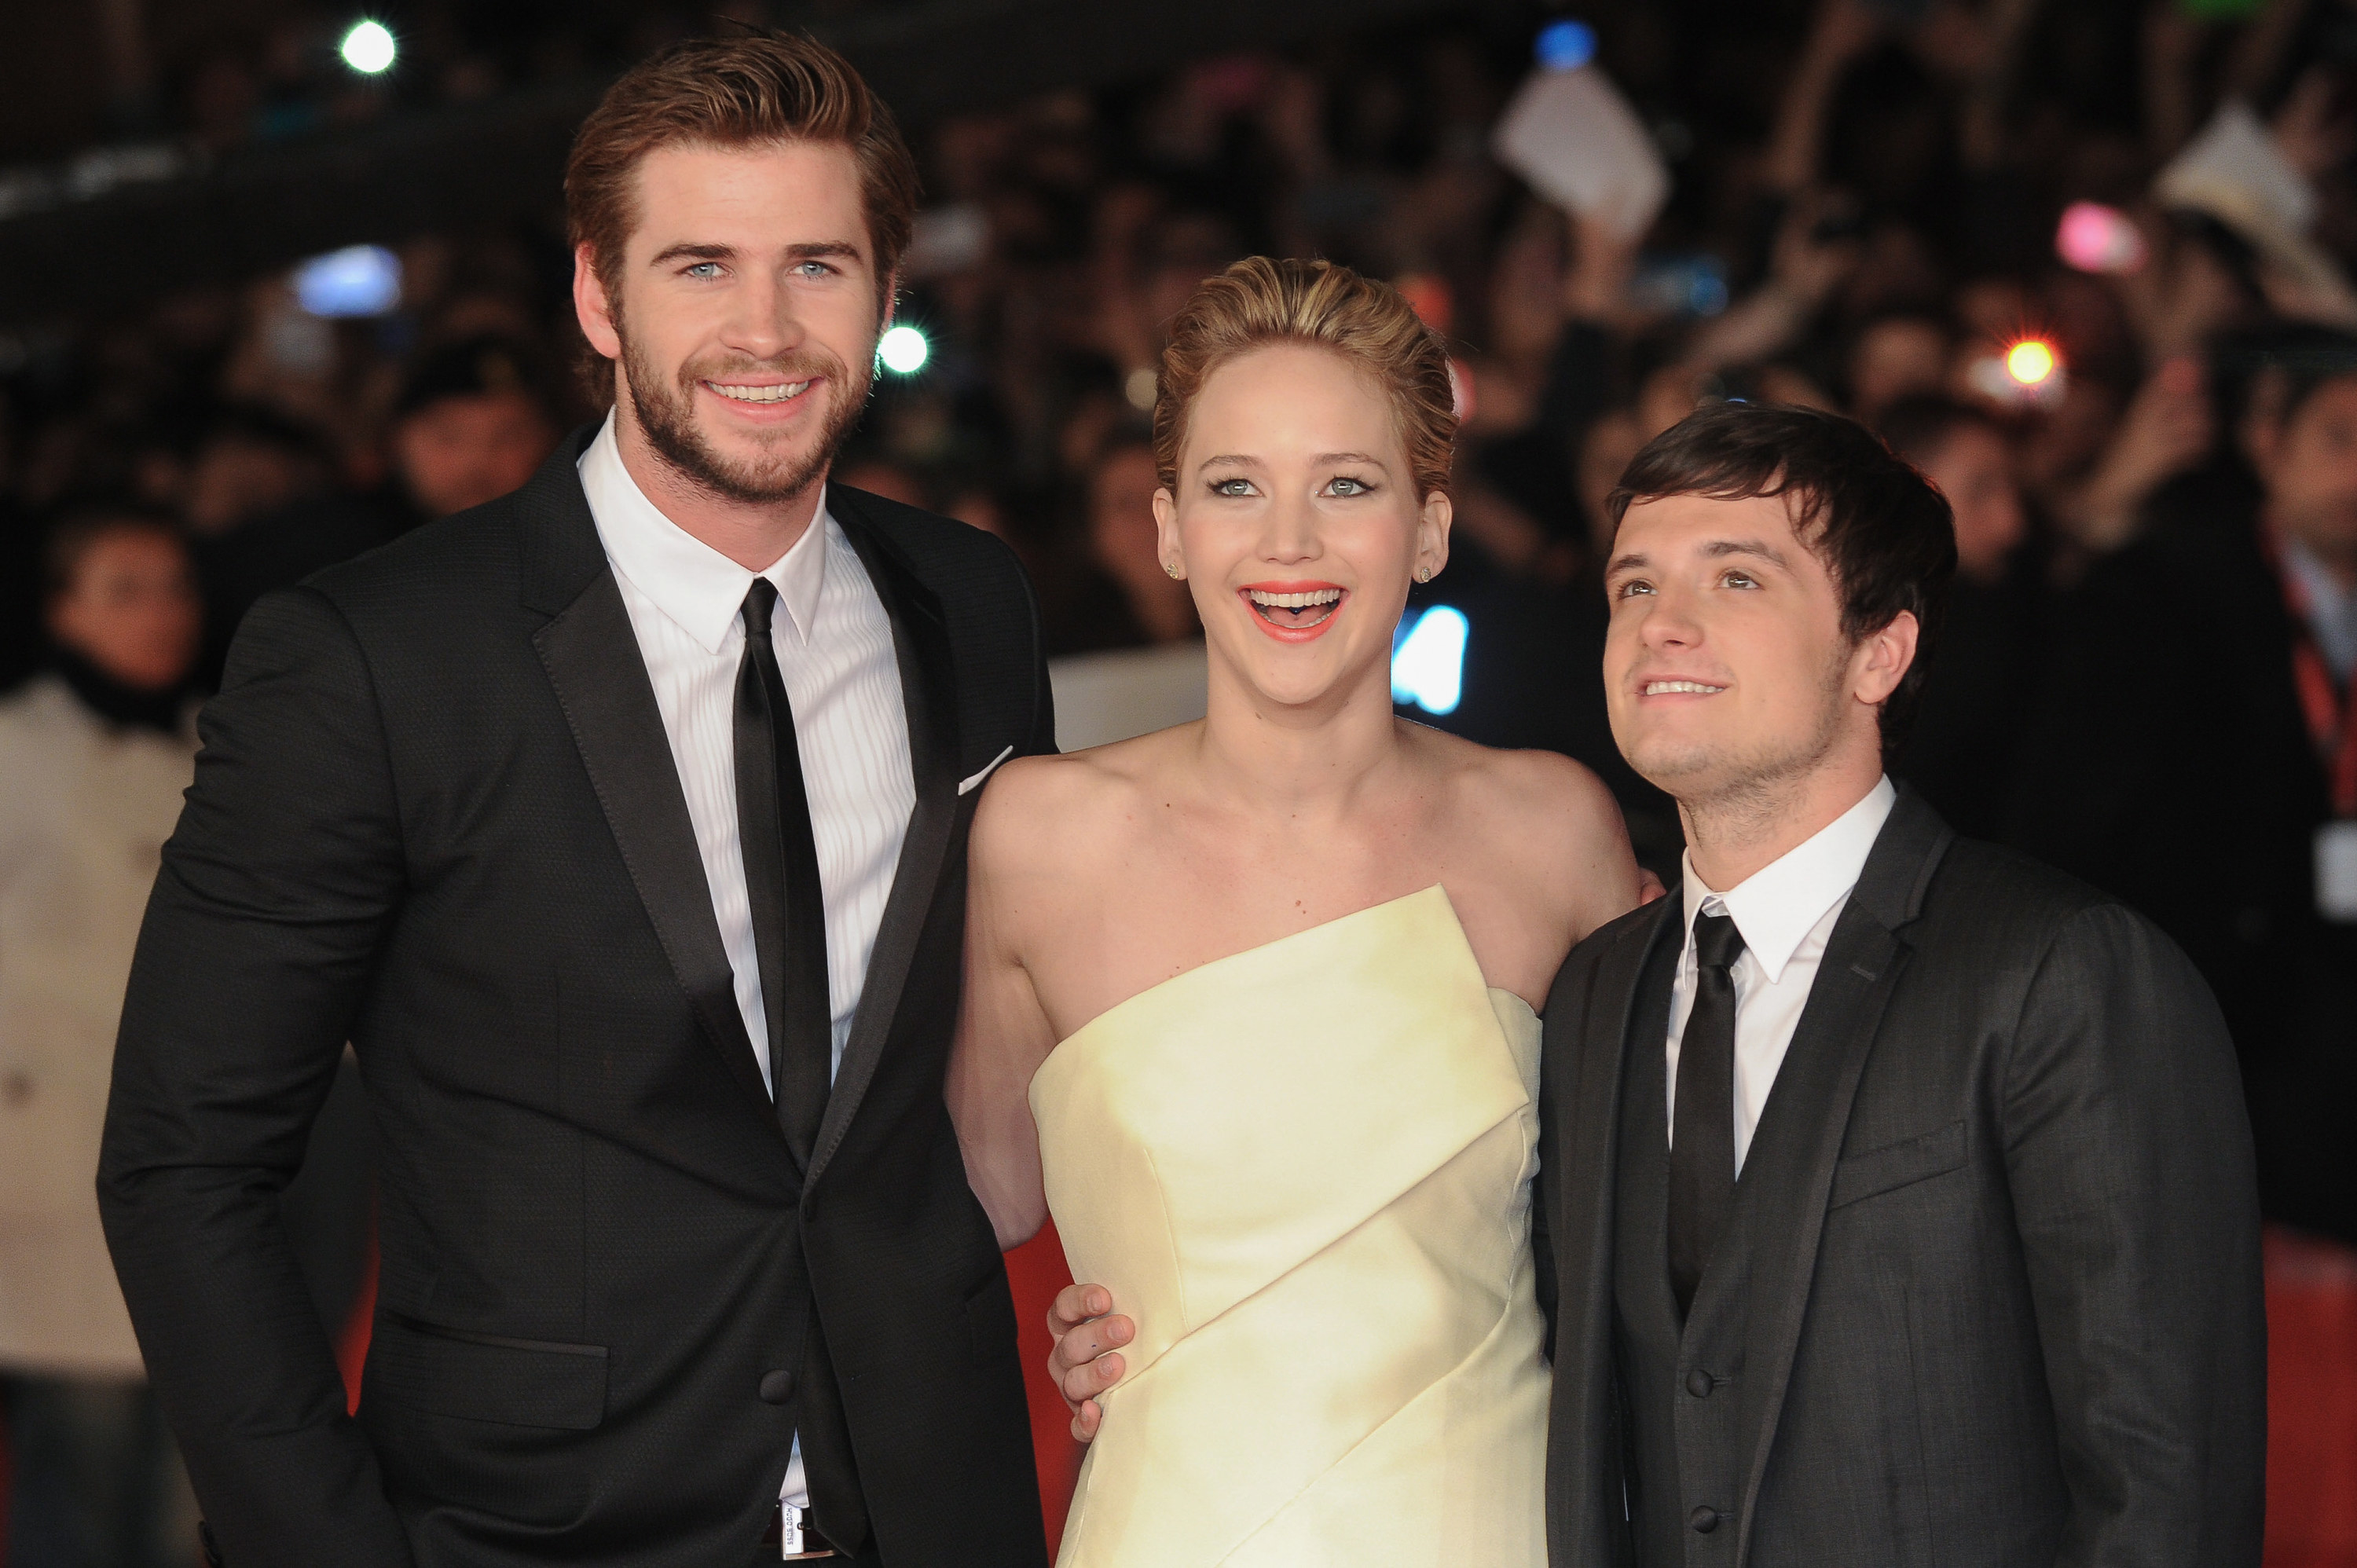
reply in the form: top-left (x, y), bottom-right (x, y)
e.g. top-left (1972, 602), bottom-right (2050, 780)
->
top-left (945, 256), bottom-right (1643, 1567)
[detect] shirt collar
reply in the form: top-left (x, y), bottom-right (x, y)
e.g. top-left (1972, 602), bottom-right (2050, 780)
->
top-left (577, 410), bottom-right (830, 654)
top-left (1680, 775), bottom-right (1897, 984)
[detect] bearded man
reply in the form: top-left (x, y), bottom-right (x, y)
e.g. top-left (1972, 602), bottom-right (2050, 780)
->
top-left (98, 33), bottom-right (1052, 1568)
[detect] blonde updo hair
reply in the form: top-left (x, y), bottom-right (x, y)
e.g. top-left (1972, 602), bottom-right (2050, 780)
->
top-left (1152, 256), bottom-right (1457, 502)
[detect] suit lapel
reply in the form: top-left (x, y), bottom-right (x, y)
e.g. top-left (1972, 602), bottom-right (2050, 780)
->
top-left (521, 432), bottom-right (775, 1120)
top-left (1726, 793), bottom-right (1955, 1568)
top-left (806, 496), bottom-right (962, 1186)
top-left (1552, 894), bottom-right (1681, 1553)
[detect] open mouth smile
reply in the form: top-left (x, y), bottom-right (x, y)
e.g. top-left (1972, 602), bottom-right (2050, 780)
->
top-left (1241, 582), bottom-right (1346, 641)
top-left (1640, 679), bottom-right (1728, 697)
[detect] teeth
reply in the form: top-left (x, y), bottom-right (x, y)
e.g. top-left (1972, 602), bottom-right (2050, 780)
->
top-left (1247, 588), bottom-right (1343, 609)
top-left (709, 380), bottom-right (812, 404)
top-left (1645, 680), bottom-right (1726, 695)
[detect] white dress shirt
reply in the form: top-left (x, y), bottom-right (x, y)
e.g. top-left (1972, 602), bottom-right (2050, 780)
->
top-left (578, 413), bottom-right (914, 1510)
top-left (1665, 776), bottom-right (1896, 1174)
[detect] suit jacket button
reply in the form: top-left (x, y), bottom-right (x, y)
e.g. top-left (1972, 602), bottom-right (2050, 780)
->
top-left (1689, 1506), bottom-right (1721, 1533)
top-left (759, 1370), bottom-right (797, 1405)
top-left (1685, 1369), bottom-right (1714, 1398)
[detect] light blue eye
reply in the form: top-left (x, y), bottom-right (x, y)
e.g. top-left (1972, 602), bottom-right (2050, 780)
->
top-left (685, 262), bottom-right (722, 279)
top-left (1329, 477), bottom-right (1369, 496)
top-left (1214, 478), bottom-right (1253, 496)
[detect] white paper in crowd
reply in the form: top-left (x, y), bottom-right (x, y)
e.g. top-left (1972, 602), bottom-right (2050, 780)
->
top-left (1490, 61), bottom-right (1668, 240)
top-left (2316, 820), bottom-right (2357, 921)
top-left (2156, 100), bottom-right (2315, 240)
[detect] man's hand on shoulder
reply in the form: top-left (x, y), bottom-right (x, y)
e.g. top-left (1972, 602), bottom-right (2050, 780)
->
top-left (1045, 1283), bottom-right (1133, 1443)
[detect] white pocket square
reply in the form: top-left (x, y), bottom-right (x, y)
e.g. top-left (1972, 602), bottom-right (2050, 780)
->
top-left (957, 744), bottom-right (1016, 797)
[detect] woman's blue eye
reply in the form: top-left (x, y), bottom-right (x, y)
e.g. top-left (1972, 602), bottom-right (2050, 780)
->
top-left (1213, 478), bottom-right (1254, 496)
top-left (1329, 476), bottom-right (1371, 496)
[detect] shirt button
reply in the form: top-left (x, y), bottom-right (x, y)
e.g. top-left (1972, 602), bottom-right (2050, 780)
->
top-left (758, 1370), bottom-right (797, 1405)
top-left (1685, 1369), bottom-right (1714, 1398)
top-left (1690, 1506), bottom-right (1721, 1534)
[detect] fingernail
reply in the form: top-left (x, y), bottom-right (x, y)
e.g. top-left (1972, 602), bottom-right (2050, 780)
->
top-left (1089, 1290), bottom-right (1106, 1313)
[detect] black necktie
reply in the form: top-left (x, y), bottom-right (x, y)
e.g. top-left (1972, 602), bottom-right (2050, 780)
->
top-left (734, 579), bottom-right (833, 1167)
top-left (1669, 909), bottom-right (1746, 1320)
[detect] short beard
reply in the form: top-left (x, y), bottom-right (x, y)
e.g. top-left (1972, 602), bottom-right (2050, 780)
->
top-left (615, 308), bottom-right (871, 507)
top-left (1633, 642), bottom-right (1854, 848)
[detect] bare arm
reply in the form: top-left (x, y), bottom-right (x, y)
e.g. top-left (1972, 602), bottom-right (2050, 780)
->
top-left (948, 764), bottom-right (1061, 1251)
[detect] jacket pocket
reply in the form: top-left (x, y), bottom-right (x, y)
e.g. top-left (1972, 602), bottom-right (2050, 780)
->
top-left (373, 1313), bottom-right (608, 1430)
top-left (1829, 1120), bottom-right (1967, 1211)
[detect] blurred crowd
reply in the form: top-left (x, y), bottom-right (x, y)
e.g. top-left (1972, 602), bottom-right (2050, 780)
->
top-left (5, 0), bottom-right (2357, 1559)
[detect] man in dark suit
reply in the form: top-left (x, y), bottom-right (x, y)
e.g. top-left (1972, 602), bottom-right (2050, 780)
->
top-left (1540, 404), bottom-right (2264, 1566)
top-left (97, 34), bottom-right (1050, 1568)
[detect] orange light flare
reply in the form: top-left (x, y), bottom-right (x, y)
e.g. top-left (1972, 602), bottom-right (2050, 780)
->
top-left (2005, 338), bottom-right (2059, 387)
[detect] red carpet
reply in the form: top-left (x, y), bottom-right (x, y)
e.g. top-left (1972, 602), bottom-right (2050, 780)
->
top-left (2264, 1225), bottom-right (2357, 1567)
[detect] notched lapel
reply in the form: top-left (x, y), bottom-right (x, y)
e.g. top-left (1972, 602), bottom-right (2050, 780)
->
top-left (1727, 793), bottom-right (1955, 1568)
top-left (810, 511), bottom-right (964, 1185)
top-left (533, 569), bottom-right (774, 1118)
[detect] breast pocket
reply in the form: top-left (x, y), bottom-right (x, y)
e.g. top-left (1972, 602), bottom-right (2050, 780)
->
top-left (1828, 1120), bottom-right (1968, 1211)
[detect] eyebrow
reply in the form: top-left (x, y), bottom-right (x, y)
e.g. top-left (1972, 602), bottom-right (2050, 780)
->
top-left (1195, 450), bottom-right (1391, 471)
top-left (1604, 539), bottom-right (1792, 576)
top-left (646, 240), bottom-right (865, 268)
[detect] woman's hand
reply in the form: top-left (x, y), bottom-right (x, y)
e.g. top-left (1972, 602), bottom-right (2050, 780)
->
top-left (1045, 1283), bottom-right (1135, 1442)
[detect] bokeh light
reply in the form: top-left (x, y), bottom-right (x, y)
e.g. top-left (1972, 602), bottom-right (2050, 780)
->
top-left (2006, 339), bottom-right (2058, 387)
top-left (878, 324), bottom-right (929, 375)
top-left (339, 20), bottom-right (397, 75)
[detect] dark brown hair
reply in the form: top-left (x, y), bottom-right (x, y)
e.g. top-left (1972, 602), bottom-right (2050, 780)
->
top-left (1153, 257), bottom-right (1457, 500)
top-left (1606, 401), bottom-right (1957, 750)
top-left (564, 31), bottom-right (919, 310)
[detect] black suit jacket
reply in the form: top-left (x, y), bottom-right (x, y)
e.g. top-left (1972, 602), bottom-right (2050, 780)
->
top-left (98, 431), bottom-right (1056, 1567)
top-left (1538, 790), bottom-right (2265, 1568)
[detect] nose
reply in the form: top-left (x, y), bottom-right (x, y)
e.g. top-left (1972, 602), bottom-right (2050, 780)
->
top-left (1255, 490), bottom-right (1321, 566)
top-left (719, 266), bottom-right (805, 365)
top-left (1634, 580), bottom-right (1703, 654)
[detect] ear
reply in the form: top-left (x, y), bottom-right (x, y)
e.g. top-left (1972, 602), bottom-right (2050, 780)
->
top-left (1152, 485), bottom-right (1184, 578)
top-left (1415, 489), bottom-right (1453, 584)
top-left (1851, 609), bottom-right (1919, 708)
top-left (574, 244), bottom-right (622, 361)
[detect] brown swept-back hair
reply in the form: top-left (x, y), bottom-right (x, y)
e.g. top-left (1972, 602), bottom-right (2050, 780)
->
top-left (1606, 401), bottom-right (1957, 751)
top-left (1153, 257), bottom-right (1457, 500)
top-left (565, 31), bottom-right (919, 313)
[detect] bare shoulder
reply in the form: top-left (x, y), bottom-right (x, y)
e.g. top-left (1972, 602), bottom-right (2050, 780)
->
top-left (1407, 724), bottom-right (1622, 841)
top-left (968, 724), bottom-right (1199, 883)
top-left (1404, 724), bottom-right (1640, 936)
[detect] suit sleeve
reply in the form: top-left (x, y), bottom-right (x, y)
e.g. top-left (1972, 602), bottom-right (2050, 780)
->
top-left (98, 587), bottom-right (415, 1568)
top-left (2001, 903), bottom-right (2265, 1568)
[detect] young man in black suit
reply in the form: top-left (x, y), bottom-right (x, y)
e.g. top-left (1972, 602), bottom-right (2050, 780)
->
top-left (1541, 404), bottom-right (2264, 1566)
top-left (98, 34), bottom-right (1050, 1568)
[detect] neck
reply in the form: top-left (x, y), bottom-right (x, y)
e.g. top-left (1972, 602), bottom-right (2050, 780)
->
top-left (1678, 745), bottom-right (1884, 892)
top-left (1193, 648), bottom-right (1406, 818)
top-left (612, 394), bottom-right (823, 571)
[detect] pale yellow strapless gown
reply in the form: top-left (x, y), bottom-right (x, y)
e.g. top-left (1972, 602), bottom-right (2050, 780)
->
top-left (1029, 885), bottom-right (1549, 1567)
